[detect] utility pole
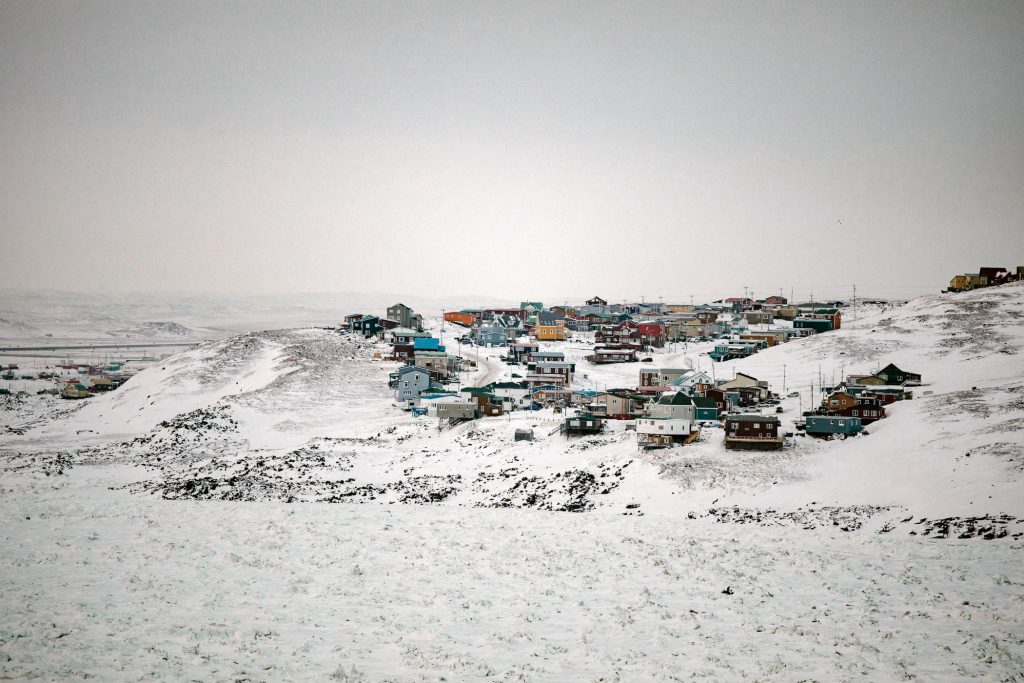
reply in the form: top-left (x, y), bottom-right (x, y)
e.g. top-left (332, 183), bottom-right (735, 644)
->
top-left (783, 364), bottom-right (786, 393)
top-left (853, 284), bottom-right (857, 327)
top-left (690, 294), bottom-right (694, 306)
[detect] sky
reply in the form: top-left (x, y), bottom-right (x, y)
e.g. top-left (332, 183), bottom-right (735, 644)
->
top-left (1, 0), bottom-right (1022, 304)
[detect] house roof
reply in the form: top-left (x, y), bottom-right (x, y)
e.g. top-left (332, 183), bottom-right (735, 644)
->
top-left (691, 396), bottom-right (717, 408)
top-left (725, 414), bottom-right (780, 423)
top-left (657, 393), bottom-right (694, 405)
top-left (413, 337), bottom-right (441, 350)
top-left (397, 365), bottom-right (429, 375)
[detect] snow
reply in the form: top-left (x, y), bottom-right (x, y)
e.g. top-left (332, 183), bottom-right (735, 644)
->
top-left (1, 284), bottom-right (1023, 678)
top-left (1, 467), bottom-right (1022, 681)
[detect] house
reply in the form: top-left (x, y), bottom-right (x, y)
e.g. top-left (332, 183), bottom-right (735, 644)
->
top-left (519, 302), bottom-right (544, 324)
top-left (822, 391), bottom-right (886, 424)
top-left (874, 363), bottom-right (921, 386)
top-left (804, 415), bottom-right (863, 439)
top-left (461, 387), bottom-right (508, 416)
top-left (637, 323), bottom-right (666, 348)
top-left (508, 341), bottom-right (540, 363)
top-left (531, 386), bottom-right (572, 406)
top-left (649, 392), bottom-right (696, 421)
top-left (413, 337), bottom-right (444, 352)
top-left (387, 303), bottom-right (417, 330)
top-left (486, 381), bottom-right (531, 408)
top-left (444, 311), bottom-right (476, 327)
top-left (565, 413), bottom-right (605, 436)
top-left (718, 373), bottom-right (769, 400)
top-left (586, 296), bottom-right (608, 307)
top-left (739, 332), bottom-right (784, 347)
top-left (636, 417), bottom-right (697, 447)
top-left (394, 366), bottom-right (433, 409)
top-left (352, 314), bottom-right (382, 337)
top-left (585, 392), bottom-right (637, 418)
top-left (639, 368), bottom-right (689, 387)
top-left (723, 415), bottom-right (784, 450)
top-left (586, 348), bottom-right (638, 364)
top-left (534, 312), bottom-right (568, 341)
top-left (847, 374), bottom-right (886, 386)
top-left (474, 326), bottom-right (508, 347)
top-left (530, 361), bottom-right (574, 386)
top-left (691, 396), bottom-right (719, 421)
top-left (793, 318), bottom-right (832, 334)
top-left (664, 370), bottom-right (713, 396)
top-left (709, 341), bottom-right (760, 362)
top-left (795, 309), bottom-right (842, 333)
top-left (596, 323), bottom-right (639, 345)
top-left (343, 313), bottom-right (364, 330)
top-left (529, 351), bottom-right (566, 366)
top-left (390, 343), bottom-right (415, 361)
top-left (762, 295), bottom-right (788, 305)
top-left (744, 311), bottom-right (773, 326)
top-left (705, 387), bottom-right (732, 415)
top-left (436, 402), bottom-right (478, 420)
top-left (387, 327), bottom-right (431, 344)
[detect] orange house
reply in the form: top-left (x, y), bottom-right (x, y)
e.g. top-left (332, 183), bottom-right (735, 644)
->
top-left (535, 320), bottom-right (567, 341)
top-left (443, 311), bottom-right (476, 327)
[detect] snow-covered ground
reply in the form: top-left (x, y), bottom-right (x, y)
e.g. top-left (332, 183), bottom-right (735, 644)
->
top-left (1, 284), bottom-right (1023, 679)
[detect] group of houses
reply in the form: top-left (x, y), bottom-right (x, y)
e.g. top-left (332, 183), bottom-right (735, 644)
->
top-left (945, 265), bottom-right (1024, 293)
top-left (445, 296), bottom-right (843, 367)
top-left (344, 303), bottom-right (425, 339)
top-left (343, 297), bottom-right (924, 452)
top-left (797, 362), bottom-right (920, 440)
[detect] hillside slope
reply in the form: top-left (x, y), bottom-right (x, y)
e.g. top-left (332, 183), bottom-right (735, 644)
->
top-left (3, 284), bottom-right (1022, 534)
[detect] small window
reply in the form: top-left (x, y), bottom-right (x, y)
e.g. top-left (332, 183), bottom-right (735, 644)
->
top-left (753, 423), bottom-right (760, 429)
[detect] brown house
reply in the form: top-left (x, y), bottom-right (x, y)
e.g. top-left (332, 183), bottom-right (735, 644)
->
top-left (724, 415), bottom-right (784, 451)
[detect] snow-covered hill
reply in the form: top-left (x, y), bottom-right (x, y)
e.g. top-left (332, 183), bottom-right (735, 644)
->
top-left (4, 283), bottom-right (1022, 535)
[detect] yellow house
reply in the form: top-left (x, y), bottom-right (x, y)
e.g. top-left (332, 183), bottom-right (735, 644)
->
top-left (949, 274), bottom-right (970, 291)
top-left (535, 319), bottom-right (567, 341)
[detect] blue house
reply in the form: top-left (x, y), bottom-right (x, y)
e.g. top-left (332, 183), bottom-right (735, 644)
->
top-left (804, 415), bottom-right (863, 438)
top-left (476, 327), bottom-right (508, 346)
top-left (413, 337), bottom-right (445, 352)
top-left (352, 315), bottom-right (381, 337)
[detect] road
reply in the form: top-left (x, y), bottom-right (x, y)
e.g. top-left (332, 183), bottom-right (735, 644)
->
top-left (0, 342), bottom-right (202, 353)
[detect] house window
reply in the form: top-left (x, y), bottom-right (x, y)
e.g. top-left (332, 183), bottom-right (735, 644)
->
top-left (752, 423), bottom-right (759, 429)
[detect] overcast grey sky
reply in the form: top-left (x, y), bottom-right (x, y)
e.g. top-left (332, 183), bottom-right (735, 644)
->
top-left (2, 0), bottom-right (1022, 302)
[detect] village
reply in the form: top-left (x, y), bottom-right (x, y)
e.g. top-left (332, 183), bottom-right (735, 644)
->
top-left (344, 291), bottom-right (925, 452)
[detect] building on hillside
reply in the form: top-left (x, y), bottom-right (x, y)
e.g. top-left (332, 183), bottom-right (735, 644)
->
top-left (636, 417), bottom-right (697, 447)
top-left (387, 303), bottom-right (418, 330)
top-left (803, 415), bottom-right (863, 439)
top-left (394, 366), bottom-right (433, 409)
top-left (639, 368), bottom-right (689, 387)
top-left (649, 392), bottom-right (696, 421)
top-left (762, 295), bottom-right (788, 305)
top-left (530, 361), bottom-right (574, 385)
top-left (585, 391), bottom-right (637, 419)
top-left (508, 341), bottom-right (540, 363)
top-left (352, 314), bottom-right (381, 337)
top-left (873, 363), bottom-right (921, 386)
top-left (717, 373), bottom-right (770, 400)
top-left (586, 296), bottom-right (608, 307)
top-left (723, 415), bottom-right (784, 450)
top-left (691, 396), bottom-right (719, 421)
top-left (565, 413), bottom-right (605, 436)
top-left (444, 311), bottom-right (476, 327)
